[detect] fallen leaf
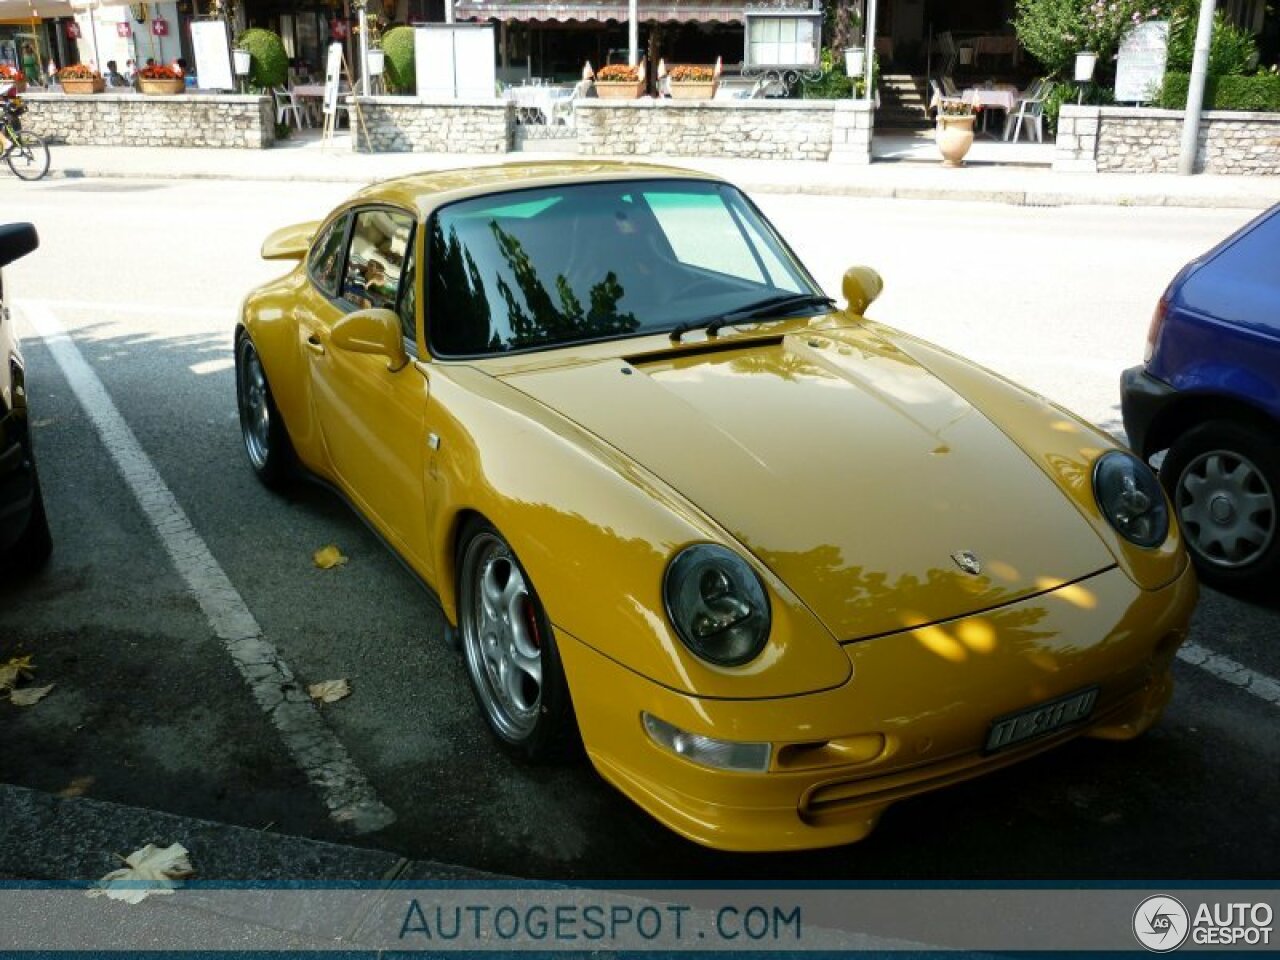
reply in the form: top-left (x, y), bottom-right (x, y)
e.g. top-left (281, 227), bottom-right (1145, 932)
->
top-left (10, 683), bottom-right (54, 706)
top-left (313, 544), bottom-right (348, 570)
top-left (0, 656), bottom-right (35, 691)
top-left (59, 775), bottom-right (96, 798)
top-left (87, 843), bottom-right (194, 904)
top-left (308, 679), bottom-right (351, 704)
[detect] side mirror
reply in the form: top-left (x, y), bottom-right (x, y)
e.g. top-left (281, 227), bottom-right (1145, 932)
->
top-left (0, 223), bottom-right (38, 270)
top-left (331, 309), bottom-right (408, 370)
top-left (261, 220), bottom-right (320, 261)
top-left (842, 266), bottom-right (884, 316)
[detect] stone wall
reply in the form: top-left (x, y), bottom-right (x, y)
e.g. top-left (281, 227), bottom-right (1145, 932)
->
top-left (1055, 105), bottom-right (1280, 175)
top-left (354, 97), bottom-right (513, 153)
top-left (575, 99), bottom-right (872, 164)
top-left (20, 93), bottom-right (275, 149)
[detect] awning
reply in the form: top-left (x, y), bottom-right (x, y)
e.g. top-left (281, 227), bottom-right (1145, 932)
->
top-left (0, 0), bottom-right (74, 18)
top-left (454, 0), bottom-right (746, 23)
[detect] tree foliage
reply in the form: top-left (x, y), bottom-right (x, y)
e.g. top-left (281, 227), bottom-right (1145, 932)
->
top-left (235, 28), bottom-right (287, 90)
top-left (382, 26), bottom-right (415, 94)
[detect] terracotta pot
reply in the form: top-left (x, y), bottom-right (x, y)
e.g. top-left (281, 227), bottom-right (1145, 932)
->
top-left (593, 80), bottom-right (644, 99)
top-left (138, 77), bottom-right (185, 96)
top-left (60, 77), bottom-right (104, 94)
top-left (936, 114), bottom-right (976, 167)
top-left (668, 80), bottom-right (716, 99)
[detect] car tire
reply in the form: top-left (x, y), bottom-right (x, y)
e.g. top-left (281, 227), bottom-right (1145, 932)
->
top-left (456, 517), bottom-right (578, 761)
top-left (235, 332), bottom-right (294, 489)
top-left (1161, 419), bottom-right (1280, 594)
top-left (1, 470), bottom-right (52, 576)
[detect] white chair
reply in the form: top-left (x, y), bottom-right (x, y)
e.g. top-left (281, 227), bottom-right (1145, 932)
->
top-left (1003, 79), bottom-right (1047, 142)
top-left (273, 86), bottom-right (306, 129)
top-left (941, 75), bottom-right (960, 97)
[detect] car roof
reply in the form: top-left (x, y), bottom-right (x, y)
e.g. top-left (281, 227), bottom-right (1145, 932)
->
top-left (346, 160), bottom-right (728, 220)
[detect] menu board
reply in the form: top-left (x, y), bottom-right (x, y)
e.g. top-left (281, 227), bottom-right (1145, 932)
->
top-left (190, 19), bottom-right (234, 91)
top-left (415, 25), bottom-right (496, 99)
top-left (1115, 21), bottom-right (1169, 103)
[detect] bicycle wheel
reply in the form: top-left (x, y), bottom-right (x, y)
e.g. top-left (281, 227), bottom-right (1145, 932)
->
top-left (5, 130), bottom-right (50, 181)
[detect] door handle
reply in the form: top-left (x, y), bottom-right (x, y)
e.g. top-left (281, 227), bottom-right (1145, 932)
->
top-left (305, 333), bottom-right (326, 355)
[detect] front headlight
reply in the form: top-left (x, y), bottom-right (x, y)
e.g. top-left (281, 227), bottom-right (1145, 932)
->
top-left (663, 544), bottom-right (771, 666)
top-left (1093, 450), bottom-right (1169, 548)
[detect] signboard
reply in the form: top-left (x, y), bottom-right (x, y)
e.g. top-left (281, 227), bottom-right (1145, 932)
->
top-left (743, 11), bottom-right (821, 68)
top-left (414, 24), bottom-right (496, 99)
top-left (116, 22), bottom-right (132, 38)
top-left (190, 19), bottom-right (234, 90)
top-left (323, 41), bottom-right (342, 115)
top-left (150, 18), bottom-right (168, 36)
top-left (1114, 20), bottom-right (1169, 103)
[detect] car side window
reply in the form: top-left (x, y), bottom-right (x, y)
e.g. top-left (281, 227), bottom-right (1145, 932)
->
top-left (308, 213), bottom-right (350, 298)
top-left (342, 209), bottom-right (415, 316)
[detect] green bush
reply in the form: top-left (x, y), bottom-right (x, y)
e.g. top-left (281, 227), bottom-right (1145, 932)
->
top-left (382, 26), bottom-right (415, 94)
top-left (236, 28), bottom-right (288, 90)
top-left (1043, 79), bottom-right (1114, 135)
top-left (1165, 9), bottom-right (1258, 76)
top-left (1013, 0), bottom-right (1082, 77)
top-left (801, 48), bottom-right (873, 99)
top-left (1159, 71), bottom-right (1280, 111)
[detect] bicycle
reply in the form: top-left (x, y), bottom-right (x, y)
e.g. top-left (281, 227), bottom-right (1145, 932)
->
top-left (0, 85), bottom-right (51, 182)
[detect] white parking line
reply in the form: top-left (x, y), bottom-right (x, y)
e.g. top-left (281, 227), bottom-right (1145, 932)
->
top-left (1177, 642), bottom-right (1280, 707)
top-left (23, 300), bottom-right (396, 836)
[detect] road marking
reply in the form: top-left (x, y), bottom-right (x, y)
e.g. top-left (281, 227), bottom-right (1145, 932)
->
top-left (23, 301), bottom-right (396, 835)
top-left (1177, 641), bottom-right (1280, 707)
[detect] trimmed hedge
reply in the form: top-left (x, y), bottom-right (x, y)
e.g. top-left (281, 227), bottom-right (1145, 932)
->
top-left (236, 28), bottom-right (288, 90)
top-left (1159, 72), bottom-right (1280, 112)
top-left (382, 26), bottom-right (415, 94)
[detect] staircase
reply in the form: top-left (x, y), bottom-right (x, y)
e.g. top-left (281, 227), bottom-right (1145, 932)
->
top-left (876, 74), bottom-right (932, 131)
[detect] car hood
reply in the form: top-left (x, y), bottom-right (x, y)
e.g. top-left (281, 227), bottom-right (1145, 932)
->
top-left (499, 324), bottom-right (1116, 642)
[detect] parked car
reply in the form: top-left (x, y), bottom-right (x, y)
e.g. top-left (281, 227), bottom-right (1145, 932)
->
top-left (238, 162), bottom-right (1196, 851)
top-left (1122, 204), bottom-right (1279, 595)
top-left (0, 221), bottom-right (51, 574)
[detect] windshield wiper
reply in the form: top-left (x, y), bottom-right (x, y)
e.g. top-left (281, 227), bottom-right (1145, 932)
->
top-left (668, 293), bottom-right (835, 342)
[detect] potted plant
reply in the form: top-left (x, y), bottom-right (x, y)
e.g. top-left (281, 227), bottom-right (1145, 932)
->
top-left (58, 64), bottom-right (105, 95)
top-left (0, 64), bottom-right (27, 94)
top-left (137, 63), bottom-right (186, 95)
top-left (936, 98), bottom-right (980, 166)
top-left (593, 62), bottom-right (645, 99)
top-left (666, 60), bottom-right (719, 99)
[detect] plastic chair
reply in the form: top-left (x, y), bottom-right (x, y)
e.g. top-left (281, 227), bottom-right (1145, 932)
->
top-left (1003, 79), bottom-right (1047, 142)
top-left (273, 86), bottom-right (306, 128)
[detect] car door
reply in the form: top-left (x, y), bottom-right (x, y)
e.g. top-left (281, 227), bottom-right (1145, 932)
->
top-left (303, 205), bottom-right (431, 570)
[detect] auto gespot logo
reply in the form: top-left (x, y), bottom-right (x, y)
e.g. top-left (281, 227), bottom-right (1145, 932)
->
top-left (1133, 895), bottom-right (1274, 951)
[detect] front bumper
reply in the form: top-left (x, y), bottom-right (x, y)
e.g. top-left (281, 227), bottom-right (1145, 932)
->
top-left (1120, 365), bottom-right (1177, 459)
top-left (558, 563), bottom-right (1197, 852)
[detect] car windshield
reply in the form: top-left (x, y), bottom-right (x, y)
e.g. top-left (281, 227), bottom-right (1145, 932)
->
top-left (426, 179), bottom-right (824, 357)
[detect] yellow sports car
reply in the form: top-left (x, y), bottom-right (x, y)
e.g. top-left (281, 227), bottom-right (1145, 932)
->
top-left (236, 162), bottom-right (1197, 852)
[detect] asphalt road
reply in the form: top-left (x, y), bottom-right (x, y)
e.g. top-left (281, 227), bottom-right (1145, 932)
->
top-left (1, 177), bottom-right (1276, 881)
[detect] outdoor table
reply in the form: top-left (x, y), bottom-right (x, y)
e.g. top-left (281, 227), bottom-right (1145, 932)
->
top-left (293, 82), bottom-right (349, 125)
top-left (962, 85), bottom-right (1019, 133)
top-left (505, 84), bottom-right (572, 125)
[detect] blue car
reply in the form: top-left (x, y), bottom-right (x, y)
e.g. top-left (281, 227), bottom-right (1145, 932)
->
top-left (1122, 204), bottom-right (1280, 594)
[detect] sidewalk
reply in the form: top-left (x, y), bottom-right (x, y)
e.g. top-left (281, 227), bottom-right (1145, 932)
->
top-left (40, 132), bottom-right (1280, 210)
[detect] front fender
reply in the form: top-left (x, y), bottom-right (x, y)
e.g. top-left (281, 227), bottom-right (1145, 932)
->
top-left (424, 364), bottom-right (852, 701)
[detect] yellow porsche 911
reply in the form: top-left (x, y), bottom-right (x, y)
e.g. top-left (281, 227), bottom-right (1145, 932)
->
top-left (236, 162), bottom-right (1196, 852)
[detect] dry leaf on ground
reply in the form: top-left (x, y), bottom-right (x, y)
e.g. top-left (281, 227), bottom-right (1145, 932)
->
top-left (10, 683), bottom-right (54, 707)
top-left (0, 656), bottom-right (35, 692)
top-left (87, 843), bottom-right (194, 904)
top-left (313, 544), bottom-right (348, 570)
top-left (59, 775), bottom-right (96, 798)
top-left (308, 679), bottom-right (351, 704)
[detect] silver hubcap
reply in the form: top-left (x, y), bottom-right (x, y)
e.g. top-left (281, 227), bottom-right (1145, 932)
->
top-left (462, 534), bottom-right (543, 741)
top-left (238, 344), bottom-right (271, 469)
top-left (1176, 449), bottom-right (1275, 568)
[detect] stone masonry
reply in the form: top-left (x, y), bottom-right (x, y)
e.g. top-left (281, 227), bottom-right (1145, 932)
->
top-left (20, 93), bottom-right (275, 149)
top-left (1055, 105), bottom-right (1280, 175)
top-left (576, 99), bottom-right (872, 163)
top-left (354, 97), bottom-right (513, 153)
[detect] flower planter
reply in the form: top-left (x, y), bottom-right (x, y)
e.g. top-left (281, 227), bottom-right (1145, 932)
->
top-left (2, 79), bottom-right (28, 94)
top-left (138, 77), bottom-right (185, 96)
top-left (936, 114), bottom-right (976, 167)
top-left (60, 77), bottom-right (104, 94)
top-left (594, 79), bottom-right (644, 99)
top-left (668, 80), bottom-right (717, 99)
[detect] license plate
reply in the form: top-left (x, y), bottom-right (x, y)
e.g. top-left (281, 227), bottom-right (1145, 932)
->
top-left (985, 687), bottom-right (1099, 753)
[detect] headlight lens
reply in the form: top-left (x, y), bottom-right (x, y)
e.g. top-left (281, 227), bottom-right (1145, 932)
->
top-left (1093, 450), bottom-right (1169, 548)
top-left (663, 544), bottom-right (771, 666)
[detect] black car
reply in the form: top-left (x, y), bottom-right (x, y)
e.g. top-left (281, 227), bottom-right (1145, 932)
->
top-left (0, 222), bottom-right (51, 575)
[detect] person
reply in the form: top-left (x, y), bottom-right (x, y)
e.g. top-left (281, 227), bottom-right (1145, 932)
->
top-left (19, 44), bottom-right (38, 86)
top-left (124, 59), bottom-right (136, 83)
top-left (104, 60), bottom-right (127, 87)
top-left (45, 58), bottom-right (57, 86)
